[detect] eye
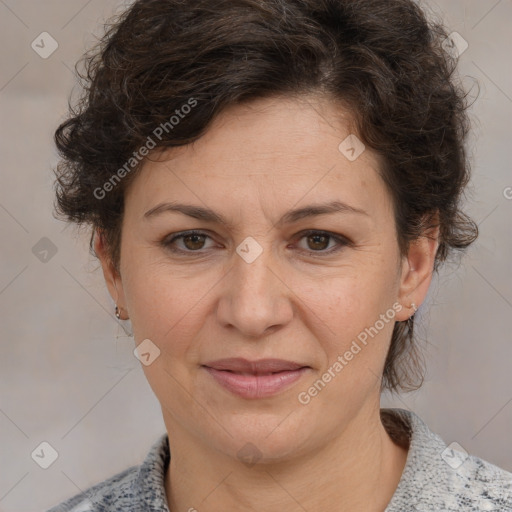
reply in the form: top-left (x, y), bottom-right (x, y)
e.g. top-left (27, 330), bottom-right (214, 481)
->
top-left (161, 229), bottom-right (351, 255)
top-left (162, 230), bottom-right (216, 253)
top-left (295, 230), bottom-right (350, 254)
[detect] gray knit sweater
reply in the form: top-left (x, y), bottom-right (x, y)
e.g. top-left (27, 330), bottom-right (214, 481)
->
top-left (47, 408), bottom-right (512, 511)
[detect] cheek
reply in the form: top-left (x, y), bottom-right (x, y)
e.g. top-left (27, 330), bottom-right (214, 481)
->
top-left (300, 266), bottom-right (397, 340)
top-left (122, 264), bottom-right (209, 408)
top-left (299, 277), bottom-right (397, 403)
top-left (296, 267), bottom-right (400, 402)
top-left (122, 259), bottom-right (207, 352)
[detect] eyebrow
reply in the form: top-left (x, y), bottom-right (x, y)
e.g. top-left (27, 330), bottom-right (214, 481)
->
top-left (143, 200), bottom-right (369, 226)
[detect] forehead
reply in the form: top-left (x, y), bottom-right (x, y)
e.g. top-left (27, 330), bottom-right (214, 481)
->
top-left (125, 95), bottom-right (391, 220)
top-left (167, 95), bottom-right (363, 170)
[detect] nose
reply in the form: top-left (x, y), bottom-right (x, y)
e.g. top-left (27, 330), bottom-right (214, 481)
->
top-left (216, 243), bottom-right (294, 338)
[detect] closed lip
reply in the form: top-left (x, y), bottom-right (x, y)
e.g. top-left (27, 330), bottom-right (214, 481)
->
top-left (201, 358), bottom-right (309, 374)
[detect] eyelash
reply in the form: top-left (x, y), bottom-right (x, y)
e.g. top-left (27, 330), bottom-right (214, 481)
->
top-left (161, 229), bottom-right (351, 256)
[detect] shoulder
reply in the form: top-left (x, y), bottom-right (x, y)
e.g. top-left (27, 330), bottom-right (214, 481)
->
top-left (383, 408), bottom-right (512, 512)
top-left (45, 465), bottom-right (139, 512)
top-left (46, 433), bottom-right (170, 512)
top-left (446, 452), bottom-right (512, 511)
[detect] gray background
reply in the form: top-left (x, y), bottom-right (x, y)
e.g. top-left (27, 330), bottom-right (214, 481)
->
top-left (0, 1), bottom-right (511, 510)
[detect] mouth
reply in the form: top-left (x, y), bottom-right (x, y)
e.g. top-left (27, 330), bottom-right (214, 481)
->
top-left (201, 358), bottom-right (311, 399)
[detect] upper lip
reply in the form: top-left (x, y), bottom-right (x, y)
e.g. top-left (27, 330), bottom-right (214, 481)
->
top-left (202, 358), bottom-right (308, 374)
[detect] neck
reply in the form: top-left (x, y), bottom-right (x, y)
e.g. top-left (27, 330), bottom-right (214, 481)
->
top-left (164, 404), bottom-right (408, 512)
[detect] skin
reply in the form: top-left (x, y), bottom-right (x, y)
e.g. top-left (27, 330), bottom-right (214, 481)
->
top-left (95, 95), bottom-right (439, 511)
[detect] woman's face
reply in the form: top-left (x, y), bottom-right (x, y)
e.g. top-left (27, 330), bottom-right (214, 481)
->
top-left (97, 95), bottom-right (434, 462)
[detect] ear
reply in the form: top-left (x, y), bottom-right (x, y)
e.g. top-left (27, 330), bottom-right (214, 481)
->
top-left (395, 215), bottom-right (440, 322)
top-left (93, 229), bottom-right (128, 320)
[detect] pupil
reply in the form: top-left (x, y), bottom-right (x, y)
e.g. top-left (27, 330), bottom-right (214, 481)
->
top-left (185, 234), bottom-right (205, 250)
top-left (309, 234), bottom-right (328, 250)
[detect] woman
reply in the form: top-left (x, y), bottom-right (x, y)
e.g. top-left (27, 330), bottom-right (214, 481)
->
top-left (48, 0), bottom-right (512, 510)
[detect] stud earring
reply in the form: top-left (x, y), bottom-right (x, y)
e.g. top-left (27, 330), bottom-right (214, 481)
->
top-left (410, 303), bottom-right (418, 313)
top-left (115, 305), bottom-right (121, 319)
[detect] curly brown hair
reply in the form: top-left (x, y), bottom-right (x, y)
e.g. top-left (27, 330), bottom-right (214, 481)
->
top-left (54, 0), bottom-right (478, 393)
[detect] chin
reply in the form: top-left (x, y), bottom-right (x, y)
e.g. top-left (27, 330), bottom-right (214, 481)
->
top-left (206, 410), bottom-right (316, 465)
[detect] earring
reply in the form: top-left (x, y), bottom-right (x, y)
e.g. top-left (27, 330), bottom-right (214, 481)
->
top-left (409, 303), bottom-right (418, 313)
top-left (114, 304), bottom-right (133, 337)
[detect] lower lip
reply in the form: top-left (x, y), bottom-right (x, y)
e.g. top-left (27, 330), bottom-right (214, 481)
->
top-left (203, 367), bottom-right (310, 399)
